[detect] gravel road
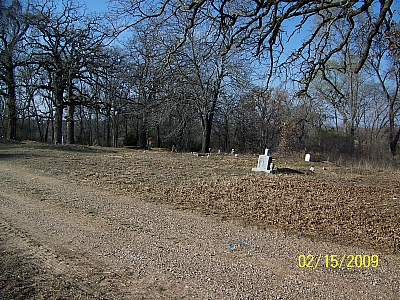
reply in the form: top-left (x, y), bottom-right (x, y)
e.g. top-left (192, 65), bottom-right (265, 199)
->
top-left (0, 151), bottom-right (399, 299)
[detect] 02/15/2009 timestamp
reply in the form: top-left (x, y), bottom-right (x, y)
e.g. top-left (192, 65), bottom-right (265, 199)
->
top-left (298, 254), bottom-right (379, 269)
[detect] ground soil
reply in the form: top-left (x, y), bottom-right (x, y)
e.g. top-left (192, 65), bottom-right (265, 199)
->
top-left (1, 142), bottom-right (399, 299)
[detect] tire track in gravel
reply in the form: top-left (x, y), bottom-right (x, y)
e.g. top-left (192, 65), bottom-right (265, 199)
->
top-left (0, 160), bottom-right (399, 299)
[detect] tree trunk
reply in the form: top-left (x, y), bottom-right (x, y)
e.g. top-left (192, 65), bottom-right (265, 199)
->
top-left (138, 123), bottom-right (147, 149)
top-left (54, 103), bottom-right (63, 144)
top-left (201, 93), bottom-right (218, 153)
top-left (95, 108), bottom-right (99, 146)
top-left (389, 101), bottom-right (397, 157)
top-left (66, 82), bottom-right (75, 144)
top-left (202, 115), bottom-right (213, 153)
top-left (106, 106), bottom-right (111, 147)
top-left (6, 64), bottom-right (17, 140)
top-left (36, 117), bottom-right (43, 143)
top-left (54, 71), bottom-right (64, 144)
top-left (79, 106), bottom-right (85, 145)
top-left (390, 125), bottom-right (400, 157)
top-left (157, 124), bottom-right (161, 148)
top-left (224, 116), bottom-right (229, 151)
top-left (138, 111), bottom-right (147, 149)
top-left (88, 112), bottom-right (92, 146)
top-left (113, 110), bottom-right (119, 147)
top-left (7, 93), bottom-right (17, 140)
top-left (44, 119), bottom-right (50, 143)
top-left (66, 104), bottom-right (75, 144)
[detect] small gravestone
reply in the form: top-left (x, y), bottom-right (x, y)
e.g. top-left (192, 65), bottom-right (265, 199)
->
top-left (252, 149), bottom-right (274, 173)
top-left (305, 153), bottom-right (311, 162)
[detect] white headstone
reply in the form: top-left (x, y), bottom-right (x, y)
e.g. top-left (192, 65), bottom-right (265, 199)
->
top-left (252, 149), bottom-right (273, 173)
top-left (305, 153), bottom-right (311, 162)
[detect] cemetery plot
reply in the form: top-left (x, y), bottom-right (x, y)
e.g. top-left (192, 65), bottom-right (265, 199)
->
top-left (1, 143), bottom-right (398, 254)
top-left (0, 143), bottom-right (399, 299)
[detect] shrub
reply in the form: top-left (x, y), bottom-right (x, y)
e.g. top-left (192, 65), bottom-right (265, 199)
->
top-left (123, 131), bottom-right (137, 146)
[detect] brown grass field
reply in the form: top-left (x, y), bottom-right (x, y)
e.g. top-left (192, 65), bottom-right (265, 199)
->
top-left (2, 141), bottom-right (399, 254)
top-left (1, 141), bottom-right (400, 299)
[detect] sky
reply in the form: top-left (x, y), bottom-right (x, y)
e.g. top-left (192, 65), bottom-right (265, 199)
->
top-left (84, 0), bottom-right (110, 14)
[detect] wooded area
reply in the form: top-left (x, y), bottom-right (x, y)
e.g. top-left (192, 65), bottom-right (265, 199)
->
top-left (1, 0), bottom-right (399, 159)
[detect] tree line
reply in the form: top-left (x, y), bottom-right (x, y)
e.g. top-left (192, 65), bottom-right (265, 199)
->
top-left (1, 0), bottom-right (399, 158)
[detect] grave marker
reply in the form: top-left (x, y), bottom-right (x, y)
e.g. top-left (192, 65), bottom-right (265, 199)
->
top-left (252, 149), bottom-right (274, 173)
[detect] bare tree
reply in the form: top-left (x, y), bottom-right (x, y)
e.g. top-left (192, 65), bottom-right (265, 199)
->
top-left (233, 86), bottom-right (291, 153)
top-left (168, 21), bottom-right (252, 153)
top-left (27, 0), bottom-right (110, 144)
top-left (309, 60), bottom-right (371, 138)
top-left (0, 0), bottom-right (29, 140)
top-left (108, 0), bottom-right (395, 155)
top-left (120, 22), bottom-right (170, 149)
top-left (368, 20), bottom-right (400, 156)
top-left (112, 0), bottom-right (394, 90)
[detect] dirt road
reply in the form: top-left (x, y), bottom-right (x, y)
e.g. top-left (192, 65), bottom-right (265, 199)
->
top-left (0, 148), bottom-right (399, 299)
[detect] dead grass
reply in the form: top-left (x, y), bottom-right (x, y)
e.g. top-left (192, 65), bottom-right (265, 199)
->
top-left (1, 143), bottom-right (399, 254)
